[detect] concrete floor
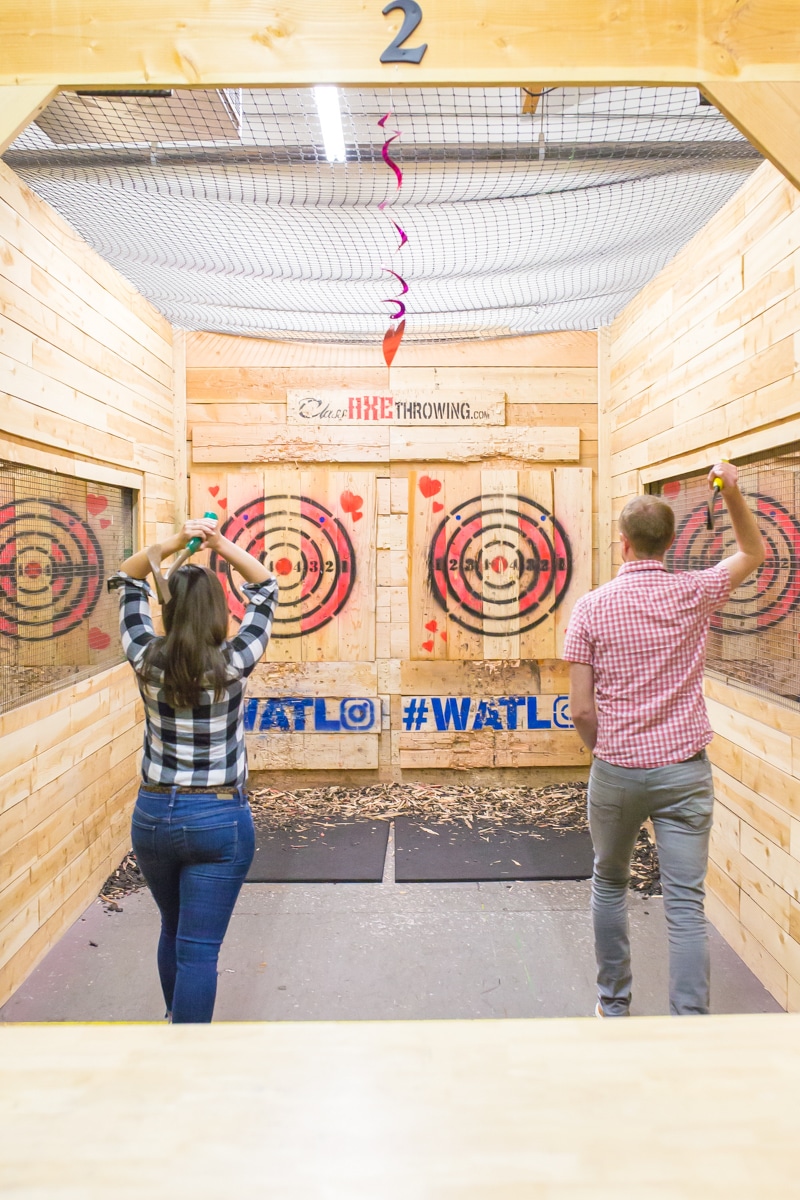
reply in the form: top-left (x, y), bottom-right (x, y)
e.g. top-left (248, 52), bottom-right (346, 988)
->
top-left (1, 828), bottom-right (781, 1022)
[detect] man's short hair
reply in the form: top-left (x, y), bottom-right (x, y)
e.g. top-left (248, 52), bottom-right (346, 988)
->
top-left (619, 495), bottom-right (675, 558)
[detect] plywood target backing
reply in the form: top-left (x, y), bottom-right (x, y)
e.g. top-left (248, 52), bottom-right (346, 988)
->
top-left (410, 467), bottom-right (592, 661)
top-left (666, 491), bottom-right (800, 634)
top-left (0, 465), bottom-right (134, 714)
top-left (211, 494), bottom-right (356, 638)
top-left (0, 498), bottom-right (104, 639)
top-left (192, 469), bottom-right (376, 663)
top-left (428, 493), bottom-right (572, 637)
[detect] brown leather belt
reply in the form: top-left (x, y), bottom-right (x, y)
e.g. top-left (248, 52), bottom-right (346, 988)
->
top-left (140, 783), bottom-right (241, 798)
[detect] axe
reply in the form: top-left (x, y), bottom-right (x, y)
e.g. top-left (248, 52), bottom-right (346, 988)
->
top-left (706, 466), bottom-right (726, 531)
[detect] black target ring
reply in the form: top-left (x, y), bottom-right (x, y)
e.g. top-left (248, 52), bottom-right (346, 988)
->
top-left (0, 499), bottom-right (104, 640)
top-left (428, 494), bottom-right (573, 636)
top-left (666, 493), bottom-right (800, 633)
top-left (211, 494), bottom-right (356, 638)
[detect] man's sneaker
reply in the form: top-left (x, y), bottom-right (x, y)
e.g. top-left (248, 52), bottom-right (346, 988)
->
top-left (594, 1001), bottom-right (605, 1018)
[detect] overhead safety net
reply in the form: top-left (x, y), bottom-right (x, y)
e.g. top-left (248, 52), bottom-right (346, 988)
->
top-left (4, 86), bottom-right (761, 344)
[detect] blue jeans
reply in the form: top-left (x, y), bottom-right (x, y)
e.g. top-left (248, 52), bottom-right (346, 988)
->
top-left (131, 786), bottom-right (255, 1023)
top-left (588, 753), bottom-right (715, 1016)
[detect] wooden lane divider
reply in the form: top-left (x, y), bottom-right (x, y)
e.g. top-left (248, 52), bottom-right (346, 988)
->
top-left (0, 1016), bottom-right (798, 1196)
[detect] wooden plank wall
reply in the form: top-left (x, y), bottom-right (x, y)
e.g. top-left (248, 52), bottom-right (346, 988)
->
top-left (186, 331), bottom-right (598, 783)
top-left (601, 159), bottom-right (800, 1012)
top-left (0, 160), bottom-right (177, 1006)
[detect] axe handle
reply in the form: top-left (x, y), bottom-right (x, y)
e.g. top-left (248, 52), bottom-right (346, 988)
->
top-left (166, 546), bottom-right (192, 576)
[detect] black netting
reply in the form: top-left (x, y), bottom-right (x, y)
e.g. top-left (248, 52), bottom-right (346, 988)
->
top-left (0, 464), bottom-right (134, 713)
top-left (654, 448), bottom-right (800, 708)
top-left (3, 86), bottom-right (760, 344)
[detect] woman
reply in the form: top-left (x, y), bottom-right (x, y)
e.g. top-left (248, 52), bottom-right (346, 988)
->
top-left (108, 516), bottom-right (277, 1023)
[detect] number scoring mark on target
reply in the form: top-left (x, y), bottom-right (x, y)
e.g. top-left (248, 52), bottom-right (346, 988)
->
top-left (210, 494), bottom-right (356, 638)
top-left (666, 493), bottom-right (800, 633)
top-left (427, 493), bottom-right (573, 636)
top-left (0, 499), bottom-right (104, 640)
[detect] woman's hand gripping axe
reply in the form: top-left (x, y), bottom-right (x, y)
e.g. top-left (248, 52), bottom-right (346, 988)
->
top-left (147, 512), bottom-right (217, 604)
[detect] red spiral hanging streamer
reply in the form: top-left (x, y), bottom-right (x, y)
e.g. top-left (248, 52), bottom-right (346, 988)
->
top-left (378, 112), bottom-right (404, 189)
top-left (382, 320), bottom-right (406, 368)
top-left (378, 110), bottom-right (408, 368)
top-left (382, 266), bottom-right (409, 295)
top-left (391, 220), bottom-right (408, 250)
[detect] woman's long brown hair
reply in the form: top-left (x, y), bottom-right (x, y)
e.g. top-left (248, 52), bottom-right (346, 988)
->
top-left (138, 565), bottom-right (230, 709)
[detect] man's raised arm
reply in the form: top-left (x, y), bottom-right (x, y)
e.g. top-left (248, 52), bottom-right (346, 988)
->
top-left (711, 461), bottom-right (765, 591)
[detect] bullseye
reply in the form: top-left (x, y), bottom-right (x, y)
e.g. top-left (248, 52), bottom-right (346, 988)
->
top-left (0, 499), bottom-right (104, 640)
top-left (211, 494), bottom-right (356, 638)
top-left (428, 493), bottom-right (572, 636)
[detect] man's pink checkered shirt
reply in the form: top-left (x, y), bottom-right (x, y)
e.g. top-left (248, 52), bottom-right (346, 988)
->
top-left (563, 559), bottom-right (731, 769)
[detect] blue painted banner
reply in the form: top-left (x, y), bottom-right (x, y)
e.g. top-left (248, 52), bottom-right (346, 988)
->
top-left (244, 697), bottom-right (378, 733)
top-left (400, 695), bottom-right (574, 733)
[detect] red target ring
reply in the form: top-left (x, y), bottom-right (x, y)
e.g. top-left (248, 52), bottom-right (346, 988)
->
top-left (428, 494), bottom-right (572, 636)
top-left (0, 499), bottom-right (104, 640)
top-left (667, 493), bottom-right (800, 633)
top-left (211, 495), bottom-right (356, 638)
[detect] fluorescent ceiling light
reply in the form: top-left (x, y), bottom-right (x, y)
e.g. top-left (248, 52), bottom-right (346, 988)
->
top-left (314, 86), bottom-right (346, 163)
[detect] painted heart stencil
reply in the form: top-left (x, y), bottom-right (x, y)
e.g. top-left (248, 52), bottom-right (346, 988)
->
top-left (418, 475), bottom-right (442, 499)
top-left (340, 490), bottom-right (364, 522)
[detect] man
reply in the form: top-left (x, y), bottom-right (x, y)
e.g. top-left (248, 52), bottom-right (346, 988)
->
top-left (564, 463), bottom-right (764, 1016)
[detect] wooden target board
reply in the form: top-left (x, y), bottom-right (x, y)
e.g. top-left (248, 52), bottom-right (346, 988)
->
top-left (409, 467), bottom-right (591, 661)
top-left (661, 465), bottom-right (800, 689)
top-left (191, 469), bottom-right (376, 664)
top-left (0, 496), bottom-right (105, 641)
top-left (0, 468), bottom-right (132, 710)
top-left (665, 485), bottom-right (800, 635)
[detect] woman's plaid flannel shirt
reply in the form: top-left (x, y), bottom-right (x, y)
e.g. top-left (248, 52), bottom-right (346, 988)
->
top-left (109, 573), bottom-right (278, 787)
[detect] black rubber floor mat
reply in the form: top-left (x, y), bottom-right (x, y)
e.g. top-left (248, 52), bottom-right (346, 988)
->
top-left (246, 820), bottom-right (390, 883)
top-left (393, 819), bottom-right (594, 882)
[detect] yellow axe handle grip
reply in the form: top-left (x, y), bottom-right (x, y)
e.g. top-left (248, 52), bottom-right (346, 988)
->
top-left (712, 458), bottom-right (730, 491)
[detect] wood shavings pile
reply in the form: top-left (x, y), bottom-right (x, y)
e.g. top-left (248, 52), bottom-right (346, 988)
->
top-left (250, 781), bottom-right (589, 831)
top-left (99, 852), bottom-right (147, 910)
top-left (1, 664), bottom-right (83, 711)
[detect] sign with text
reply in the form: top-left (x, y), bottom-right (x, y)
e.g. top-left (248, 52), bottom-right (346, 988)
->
top-left (244, 697), bottom-right (379, 733)
top-left (399, 695), bottom-right (574, 733)
top-left (287, 388), bottom-right (505, 426)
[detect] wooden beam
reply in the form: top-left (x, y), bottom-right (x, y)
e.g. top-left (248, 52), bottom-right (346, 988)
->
top-left (596, 325), bottom-right (613, 585)
top-left (0, 85), bottom-right (56, 153)
top-left (2, 3), bottom-right (800, 89)
top-left (702, 83), bottom-right (800, 192)
top-left (521, 85), bottom-right (552, 115)
top-left (191, 423), bottom-right (580, 463)
top-left (171, 329), bottom-right (188, 526)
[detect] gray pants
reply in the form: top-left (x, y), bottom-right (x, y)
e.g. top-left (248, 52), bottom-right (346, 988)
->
top-left (588, 752), bottom-right (715, 1016)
